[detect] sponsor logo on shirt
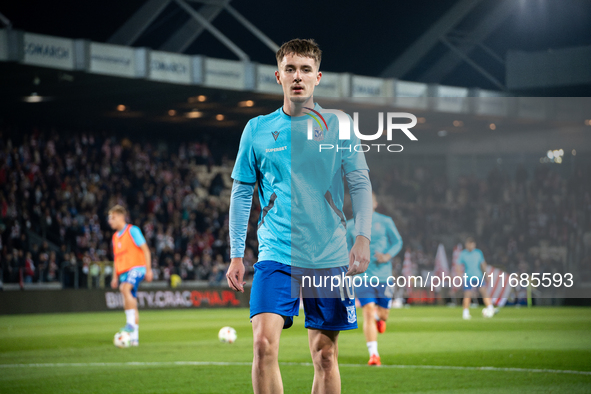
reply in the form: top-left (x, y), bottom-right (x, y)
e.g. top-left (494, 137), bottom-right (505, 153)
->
top-left (266, 145), bottom-right (287, 153)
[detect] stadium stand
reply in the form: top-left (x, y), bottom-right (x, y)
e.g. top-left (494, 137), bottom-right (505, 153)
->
top-left (371, 162), bottom-right (591, 282)
top-left (1, 125), bottom-right (589, 291)
top-left (0, 126), bottom-right (260, 288)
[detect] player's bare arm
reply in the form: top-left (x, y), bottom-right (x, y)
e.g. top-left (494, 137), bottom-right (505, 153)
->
top-left (111, 274), bottom-right (118, 289)
top-left (141, 243), bottom-right (153, 282)
top-left (111, 260), bottom-right (119, 289)
top-left (347, 235), bottom-right (370, 276)
top-left (227, 257), bottom-right (246, 293)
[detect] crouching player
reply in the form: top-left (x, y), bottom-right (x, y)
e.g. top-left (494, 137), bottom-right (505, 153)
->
top-left (109, 205), bottom-right (153, 346)
top-left (346, 193), bottom-right (402, 366)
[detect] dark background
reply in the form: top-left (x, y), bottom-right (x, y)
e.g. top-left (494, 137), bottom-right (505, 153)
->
top-left (3, 0), bottom-right (591, 91)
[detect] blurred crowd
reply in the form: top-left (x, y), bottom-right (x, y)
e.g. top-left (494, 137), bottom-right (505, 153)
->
top-left (0, 128), bottom-right (258, 288)
top-left (1, 127), bottom-right (590, 288)
top-left (373, 162), bottom-right (591, 282)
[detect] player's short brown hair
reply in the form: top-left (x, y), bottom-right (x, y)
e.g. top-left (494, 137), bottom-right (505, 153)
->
top-left (276, 38), bottom-right (322, 67)
top-left (108, 205), bottom-right (127, 217)
top-left (465, 237), bottom-right (475, 244)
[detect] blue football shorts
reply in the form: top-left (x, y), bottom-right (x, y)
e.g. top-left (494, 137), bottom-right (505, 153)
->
top-left (119, 266), bottom-right (146, 298)
top-left (356, 281), bottom-right (394, 309)
top-left (249, 260), bottom-right (357, 331)
top-left (464, 275), bottom-right (486, 291)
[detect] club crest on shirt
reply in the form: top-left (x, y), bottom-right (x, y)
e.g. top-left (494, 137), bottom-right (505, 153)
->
top-left (313, 125), bottom-right (324, 142)
top-left (272, 130), bottom-right (280, 141)
top-left (346, 305), bottom-right (357, 324)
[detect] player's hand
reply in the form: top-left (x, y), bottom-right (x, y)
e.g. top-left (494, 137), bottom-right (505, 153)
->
top-left (226, 258), bottom-right (246, 292)
top-left (110, 277), bottom-right (118, 289)
top-left (145, 269), bottom-right (153, 283)
top-left (375, 252), bottom-right (392, 264)
top-left (347, 236), bottom-right (370, 276)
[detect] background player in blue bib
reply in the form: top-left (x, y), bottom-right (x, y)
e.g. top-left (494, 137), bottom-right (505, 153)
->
top-left (227, 39), bottom-right (373, 394)
top-left (457, 237), bottom-right (495, 320)
top-left (346, 192), bottom-right (402, 366)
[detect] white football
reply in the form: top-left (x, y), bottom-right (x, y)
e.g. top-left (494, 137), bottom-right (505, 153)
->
top-left (218, 326), bottom-right (237, 344)
top-left (482, 308), bottom-right (494, 318)
top-left (114, 331), bottom-right (131, 348)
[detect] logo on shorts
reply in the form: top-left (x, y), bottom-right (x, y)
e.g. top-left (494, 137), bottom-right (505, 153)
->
top-left (272, 130), bottom-right (280, 141)
top-left (346, 305), bottom-right (357, 324)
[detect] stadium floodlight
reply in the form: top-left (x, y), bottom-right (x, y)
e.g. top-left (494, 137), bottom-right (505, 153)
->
top-left (238, 100), bottom-right (254, 107)
top-left (186, 110), bottom-right (202, 118)
top-left (23, 94), bottom-right (43, 103)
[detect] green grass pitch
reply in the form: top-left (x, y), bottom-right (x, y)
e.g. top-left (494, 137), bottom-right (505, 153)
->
top-left (1, 306), bottom-right (591, 393)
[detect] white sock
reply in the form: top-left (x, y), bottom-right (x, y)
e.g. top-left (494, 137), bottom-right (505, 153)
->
top-left (125, 309), bottom-right (136, 326)
top-left (125, 309), bottom-right (139, 341)
top-left (367, 341), bottom-right (379, 357)
top-left (126, 309), bottom-right (138, 326)
top-left (487, 304), bottom-right (494, 311)
top-left (463, 308), bottom-right (470, 316)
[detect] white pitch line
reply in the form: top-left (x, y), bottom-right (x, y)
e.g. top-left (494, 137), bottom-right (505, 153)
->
top-left (0, 361), bottom-right (590, 376)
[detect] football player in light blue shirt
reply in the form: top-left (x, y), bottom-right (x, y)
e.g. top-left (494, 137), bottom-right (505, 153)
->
top-left (457, 237), bottom-right (495, 319)
top-left (227, 39), bottom-right (373, 394)
top-left (346, 192), bottom-right (402, 366)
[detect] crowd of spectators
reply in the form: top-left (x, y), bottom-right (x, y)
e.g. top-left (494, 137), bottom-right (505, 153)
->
top-left (1, 126), bottom-right (590, 289)
top-left (0, 127), bottom-right (259, 288)
top-left (372, 161), bottom-right (591, 282)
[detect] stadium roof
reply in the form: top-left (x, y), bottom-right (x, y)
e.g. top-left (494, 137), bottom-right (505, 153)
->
top-left (2, 0), bottom-right (591, 94)
top-left (2, 61), bottom-right (589, 156)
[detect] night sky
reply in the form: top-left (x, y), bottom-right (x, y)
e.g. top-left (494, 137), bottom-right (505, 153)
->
top-left (2, 0), bottom-right (591, 90)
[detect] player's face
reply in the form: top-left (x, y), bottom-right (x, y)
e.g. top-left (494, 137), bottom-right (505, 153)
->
top-left (275, 53), bottom-right (321, 104)
top-left (466, 241), bottom-right (475, 251)
top-left (108, 213), bottom-right (124, 230)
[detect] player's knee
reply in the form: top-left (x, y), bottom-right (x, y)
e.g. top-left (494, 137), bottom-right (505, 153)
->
top-left (313, 346), bottom-right (337, 372)
top-left (252, 334), bottom-right (277, 362)
top-left (119, 284), bottom-right (133, 298)
top-left (362, 304), bottom-right (375, 317)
